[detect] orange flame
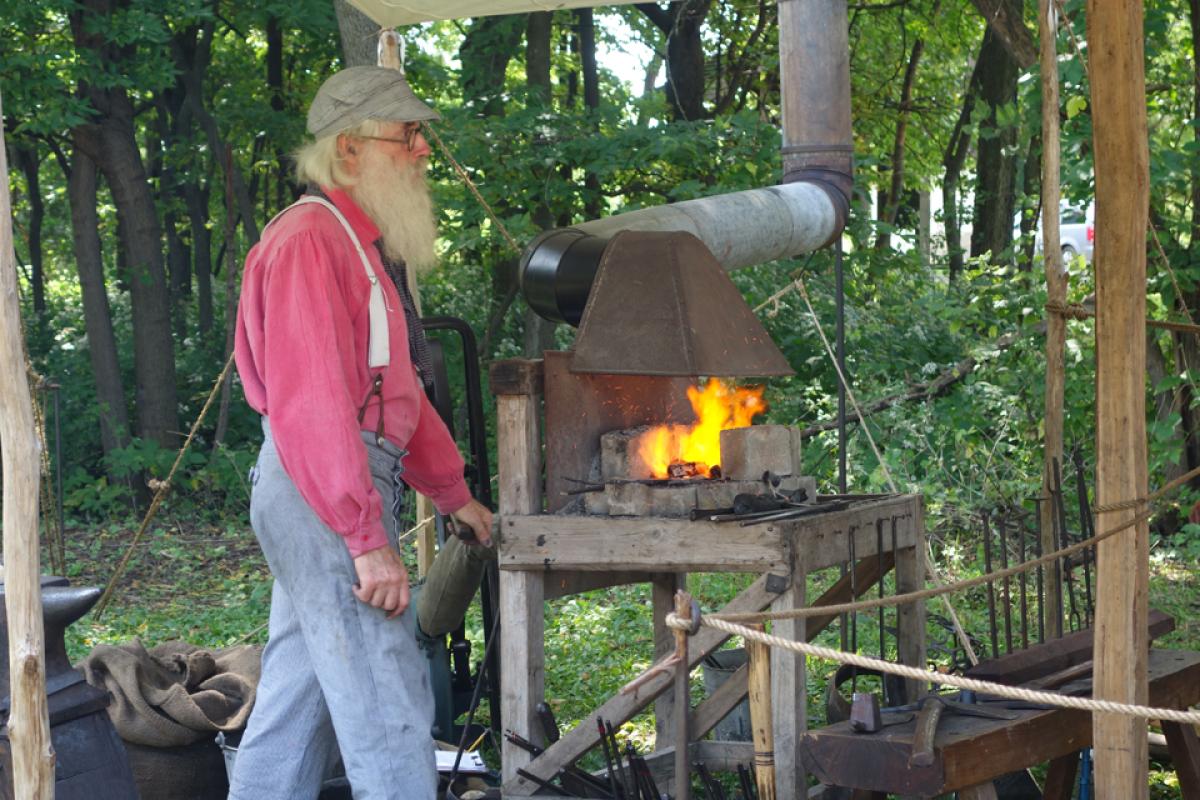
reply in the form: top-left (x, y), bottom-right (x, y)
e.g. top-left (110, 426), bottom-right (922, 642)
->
top-left (635, 379), bottom-right (767, 478)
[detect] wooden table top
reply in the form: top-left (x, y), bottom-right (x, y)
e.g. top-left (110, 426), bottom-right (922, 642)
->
top-left (800, 648), bottom-right (1200, 795)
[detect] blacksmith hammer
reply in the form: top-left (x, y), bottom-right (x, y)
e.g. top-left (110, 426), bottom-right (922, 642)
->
top-left (908, 695), bottom-right (1019, 767)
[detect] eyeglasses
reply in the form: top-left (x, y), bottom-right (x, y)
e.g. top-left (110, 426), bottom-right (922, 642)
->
top-left (356, 123), bottom-right (424, 150)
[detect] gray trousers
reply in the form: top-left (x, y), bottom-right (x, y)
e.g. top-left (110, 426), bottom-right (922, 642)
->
top-left (228, 419), bottom-right (436, 800)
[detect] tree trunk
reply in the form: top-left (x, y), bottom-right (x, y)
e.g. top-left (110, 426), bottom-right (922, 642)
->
top-left (12, 144), bottom-right (45, 315)
top-left (1146, 335), bottom-right (1186, 485)
top-left (266, 15), bottom-right (291, 214)
top-left (459, 15), bottom-right (526, 116)
top-left (578, 9), bottom-right (600, 110)
top-left (524, 11), bottom-right (557, 357)
top-left (577, 8), bottom-right (603, 220)
top-left (637, 1), bottom-right (713, 120)
top-left (333, 0), bottom-right (378, 67)
top-left (70, 0), bottom-right (179, 448)
top-left (186, 175), bottom-right (213, 335)
top-left (65, 149), bottom-right (131, 462)
top-left (943, 58), bottom-right (982, 282)
top-left (875, 33), bottom-right (927, 251)
top-left (970, 10), bottom-right (1021, 265)
top-left (165, 212), bottom-right (190, 338)
top-left (968, 0), bottom-right (1038, 69)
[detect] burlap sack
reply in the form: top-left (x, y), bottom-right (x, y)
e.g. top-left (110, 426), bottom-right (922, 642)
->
top-left (78, 640), bottom-right (261, 747)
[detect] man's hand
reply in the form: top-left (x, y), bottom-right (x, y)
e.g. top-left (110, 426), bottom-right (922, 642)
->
top-left (352, 546), bottom-right (410, 618)
top-left (451, 499), bottom-right (494, 547)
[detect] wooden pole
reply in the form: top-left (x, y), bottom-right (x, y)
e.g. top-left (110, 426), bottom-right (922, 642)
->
top-left (1087, 0), bottom-right (1151, 794)
top-left (673, 590), bottom-right (691, 800)
top-left (747, 623), bottom-right (776, 800)
top-left (0, 91), bottom-right (56, 799)
top-left (1039, 0), bottom-right (1066, 641)
top-left (376, 27), bottom-right (439, 577)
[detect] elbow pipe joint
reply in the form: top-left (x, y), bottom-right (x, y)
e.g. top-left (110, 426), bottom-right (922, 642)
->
top-left (517, 228), bottom-right (609, 327)
top-left (782, 146), bottom-right (853, 247)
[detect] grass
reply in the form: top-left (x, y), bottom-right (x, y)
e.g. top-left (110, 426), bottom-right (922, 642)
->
top-left (54, 507), bottom-right (1200, 797)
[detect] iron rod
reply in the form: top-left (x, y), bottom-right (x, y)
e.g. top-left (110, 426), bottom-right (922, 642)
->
top-left (1052, 457), bottom-right (1081, 631)
top-left (999, 514), bottom-right (1013, 654)
top-left (1018, 513), bottom-right (1029, 650)
top-left (1072, 449), bottom-right (1095, 627)
top-left (983, 512), bottom-right (999, 659)
top-left (1032, 501), bottom-right (1041, 642)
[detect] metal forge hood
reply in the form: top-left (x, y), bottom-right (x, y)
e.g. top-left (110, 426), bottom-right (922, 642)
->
top-left (570, 230), bottom-right (795, 378)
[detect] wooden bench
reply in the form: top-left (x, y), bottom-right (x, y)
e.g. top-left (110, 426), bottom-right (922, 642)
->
top-left (800, 648), bottom-right (1200, 799)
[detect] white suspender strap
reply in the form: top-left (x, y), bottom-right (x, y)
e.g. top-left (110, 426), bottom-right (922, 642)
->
top-left (266, 196), bottom-right (391, 369)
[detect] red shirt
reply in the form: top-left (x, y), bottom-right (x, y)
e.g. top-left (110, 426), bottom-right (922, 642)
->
top-left (235, 187), bottom-right (471, 557)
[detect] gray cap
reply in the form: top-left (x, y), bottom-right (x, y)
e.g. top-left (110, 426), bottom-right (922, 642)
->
top-left (307, 66), bottom-right (440, 139)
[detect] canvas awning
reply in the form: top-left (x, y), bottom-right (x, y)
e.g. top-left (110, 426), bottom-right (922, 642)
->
top-left (346, 0), bottom-right (640, 26)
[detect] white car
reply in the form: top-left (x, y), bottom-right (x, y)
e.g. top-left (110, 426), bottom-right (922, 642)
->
top-left (1017, 203), bottom-right (1094, 263)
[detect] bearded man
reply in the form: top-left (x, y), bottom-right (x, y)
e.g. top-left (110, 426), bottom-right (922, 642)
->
top-left (229, 67), bottom-right (493, 800)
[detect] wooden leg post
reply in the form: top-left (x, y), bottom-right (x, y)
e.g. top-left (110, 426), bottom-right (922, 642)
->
top-left (895, 533), bottom-right (927, 704)
top-left (674, 590), bottom-right (692, 800)
top-left (747, 623), bottom-right (776, 800)
top-left (771, 549), bottom-right (807, 800)
top-left (491, 364), bottom-right (545, 795)
top-left (654, 573), bottom-right (685, 746)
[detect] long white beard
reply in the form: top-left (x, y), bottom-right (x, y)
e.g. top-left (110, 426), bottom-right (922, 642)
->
top-left (351, 149), bottom-right (439, 279)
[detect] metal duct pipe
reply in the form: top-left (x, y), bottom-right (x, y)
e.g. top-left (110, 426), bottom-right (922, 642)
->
top-left (779, 0), bottom-right (854, 230)
top-left (519, 182), bottom-right (839, 324)
top-left (518, 0), bottom-right (854, 324)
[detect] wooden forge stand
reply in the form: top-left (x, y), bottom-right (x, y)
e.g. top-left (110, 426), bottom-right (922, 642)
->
top-left (491, 357), bottom-right (928, 798)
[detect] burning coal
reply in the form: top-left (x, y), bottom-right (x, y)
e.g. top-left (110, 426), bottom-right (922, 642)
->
top-left (635, 379), bottom-right (766, 479)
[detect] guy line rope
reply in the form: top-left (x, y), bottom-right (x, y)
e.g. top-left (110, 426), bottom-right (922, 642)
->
top-left (664, 611), bottom-right (1200, 725)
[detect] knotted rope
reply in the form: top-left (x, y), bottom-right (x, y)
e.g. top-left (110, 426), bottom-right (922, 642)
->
top-left (663, 611), bottom-right (1200, 724)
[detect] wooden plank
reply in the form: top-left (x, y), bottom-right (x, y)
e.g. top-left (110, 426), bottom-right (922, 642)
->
top-left (498, 513), bottom-right (789, 573)
top-left (771, 548), bottom-right (807, 800)
top-left (489, 358), bottom-right (544, 396)
top-left (543, 570), bottom-right (647, 600)
top-left (653, 574), bottom-right (685, 747)
top-left (895, 524), bottom-right (927, 703)
top-left (799, 649), bottom-right (1200, 795)
top-left (959, 783), bottom-right (999, 800)
top-left (690, 553), bottom-right (896, 741)
top-left (965, 610), bottom-right (1174, 685)
top-left (1042, 753), bottom-right (1080, 800)
top-left (1162, 721), bottom-right (1200, 797)
top-left (0, 90), bottom-right (55, 800)
top-left (496, 396), bottom-right (542, 517)
top-left (500, 570), bottom-right (545, 792)
top-left (642, 741), bottom-right (756, 793)
top-left (1088, 0), bottom-right (1151, 793)
top-left (780, 495), bottom-right (921, 572)
top-left (509, 574), bottom-right (780, 795)
top-left (497, 388), bottom-right (544, 792)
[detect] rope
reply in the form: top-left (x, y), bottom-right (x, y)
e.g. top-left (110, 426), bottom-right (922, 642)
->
top-left (1045, 299), bottom-right (1200, 335)
top-left (421, 122), bottom-right (522, 255)
top-left (665, 613), bottom-right (1200, 725)
top-left (94, 352), bottom-right (237, 618)
top-left (795, 274), bottom-right (979, 664)
top-left (708, 460), bottom-right (1200, 625)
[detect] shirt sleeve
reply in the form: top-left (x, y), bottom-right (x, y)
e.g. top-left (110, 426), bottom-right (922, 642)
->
top-left (259, 230), bottom-right (391, 558)
top-left (400, 388), bottom-right (474, 515)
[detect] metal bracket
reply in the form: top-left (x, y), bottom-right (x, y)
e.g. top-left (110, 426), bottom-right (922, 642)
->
top-left (766, 573), bottom-right (791, 594)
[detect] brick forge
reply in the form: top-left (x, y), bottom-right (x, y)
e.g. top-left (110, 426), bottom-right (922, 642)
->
top-left (584, 424), bottom-right (817, 518)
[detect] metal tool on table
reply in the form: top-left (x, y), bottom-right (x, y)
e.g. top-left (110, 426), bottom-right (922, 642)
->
top-left (908, 695), bottom-right (1020, 767)
top-left (504, 730), bottom-right (614, 797)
